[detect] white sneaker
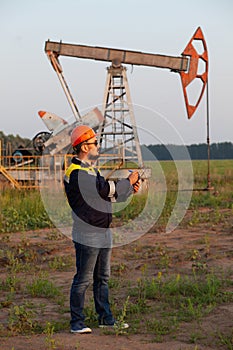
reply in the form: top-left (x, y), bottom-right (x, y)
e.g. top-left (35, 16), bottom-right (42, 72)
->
top-left (71, 326), bottom-right (92, 334)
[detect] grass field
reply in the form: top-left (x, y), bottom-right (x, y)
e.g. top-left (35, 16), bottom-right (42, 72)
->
top-left (0, 159), bottom-right (232, 350)
top-left (0, 160), bottom-right (232, 233)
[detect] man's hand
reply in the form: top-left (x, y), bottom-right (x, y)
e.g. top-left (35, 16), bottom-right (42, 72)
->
top-left (128, 171), bottom-right (139, 185)
top-left (128, 171), bottom-right (141, 193)
top-left (133, 181), bottom-right (140, 193)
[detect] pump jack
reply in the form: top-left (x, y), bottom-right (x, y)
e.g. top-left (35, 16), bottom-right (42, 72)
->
top-left (43, 27), bottom-right (208, 179)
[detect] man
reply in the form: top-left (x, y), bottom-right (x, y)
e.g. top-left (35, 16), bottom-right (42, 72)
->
top-left (64, 125), bottom-right (140, 334)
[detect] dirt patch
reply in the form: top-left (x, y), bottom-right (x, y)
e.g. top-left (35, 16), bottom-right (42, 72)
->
top-left (1, 332), bottom-right (216, 350)
top-left (0, 210), bottom-right (233, 350)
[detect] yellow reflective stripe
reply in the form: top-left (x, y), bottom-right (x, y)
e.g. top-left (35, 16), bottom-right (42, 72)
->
top-left (65, 163), bottom-right (96, 181)
top-left (65, 163), bottom-right (81, 178)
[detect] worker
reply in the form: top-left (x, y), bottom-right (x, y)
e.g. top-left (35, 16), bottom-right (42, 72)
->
top-left (64, 124), bottom-right (140, 334)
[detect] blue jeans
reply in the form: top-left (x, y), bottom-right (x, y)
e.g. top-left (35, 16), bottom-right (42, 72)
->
top-left (70, 241), bottom-right (114, 328)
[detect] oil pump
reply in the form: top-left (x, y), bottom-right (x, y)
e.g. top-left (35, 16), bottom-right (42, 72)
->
top-left (43, 27), bottom-right (208, 179)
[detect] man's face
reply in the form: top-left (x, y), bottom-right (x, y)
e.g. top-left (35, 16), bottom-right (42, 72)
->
top-left (84, 137), bottom-right (100, 162)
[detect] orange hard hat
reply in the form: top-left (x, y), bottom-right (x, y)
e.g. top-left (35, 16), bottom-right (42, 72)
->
top-left (71, 125), bottom-right (96, 147)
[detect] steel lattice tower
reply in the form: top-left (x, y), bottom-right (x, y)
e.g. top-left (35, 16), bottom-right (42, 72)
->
top-left (98, 66), bottom-right (143, 170)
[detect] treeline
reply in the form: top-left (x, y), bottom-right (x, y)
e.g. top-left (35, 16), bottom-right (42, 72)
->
top-left (0, 131), bottom-right (32, 154)
top-left (1, 131), bottom-right (233, 160)
top-left (143, 142), bottom-right (233, 160)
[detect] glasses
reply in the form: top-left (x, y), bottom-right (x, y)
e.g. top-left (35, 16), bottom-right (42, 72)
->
top-left (84, 140), bottom-right (98, 147)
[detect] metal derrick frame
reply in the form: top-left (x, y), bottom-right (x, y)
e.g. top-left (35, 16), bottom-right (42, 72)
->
top-left (98, 65), bottom-right (143, 170)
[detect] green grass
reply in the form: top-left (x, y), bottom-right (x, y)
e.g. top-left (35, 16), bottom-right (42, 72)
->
top-left (0, 189), bottom-right (53, 233)
top-left (48, 255), bottom-right (73, 271)
top-left (26, 274), bottom-right (63, 300)
top-left (8, 304), bottom-right (36, 335)
top-left (0, 160), bottom-right (232, 233)
top-left (125, 269), bottom-right (233, 340)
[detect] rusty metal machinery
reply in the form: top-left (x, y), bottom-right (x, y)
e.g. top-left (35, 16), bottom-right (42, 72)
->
top-left (44, 27), bottom-right (208, 179)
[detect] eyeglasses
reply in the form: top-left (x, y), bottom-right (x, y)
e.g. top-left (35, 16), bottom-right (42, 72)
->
top-left (84, 140), bottom-right (98, 147)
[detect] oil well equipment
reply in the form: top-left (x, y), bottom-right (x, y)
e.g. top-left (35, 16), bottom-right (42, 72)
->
top-left (0, 27), bottom-right (208, 188)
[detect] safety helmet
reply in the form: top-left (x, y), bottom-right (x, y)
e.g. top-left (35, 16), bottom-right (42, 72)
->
top-left (71, 125), bottom-right (96, 147)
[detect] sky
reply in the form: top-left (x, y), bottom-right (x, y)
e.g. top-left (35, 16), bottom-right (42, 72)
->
top-left (0, 0), bottom-right (232, 146)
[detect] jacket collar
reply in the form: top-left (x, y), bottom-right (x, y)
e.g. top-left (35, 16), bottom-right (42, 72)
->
top-left (72, 157), bottom-right (91, 168)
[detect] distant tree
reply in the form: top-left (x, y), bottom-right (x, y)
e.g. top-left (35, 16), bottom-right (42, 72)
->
top-left (0, 131), bottom-right (32, 156)
top-left (1, 130), bottom-right (233, 160)
top-left (145, 142), bottom-right (233, 160)
top-left (210, 142), bottom-right (233, 159)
